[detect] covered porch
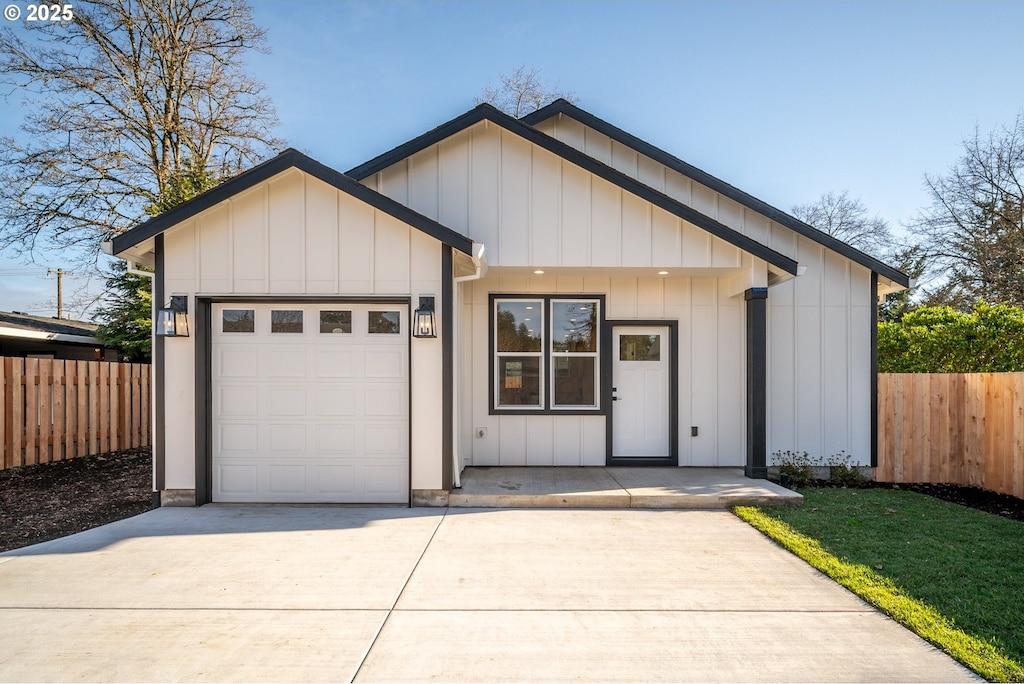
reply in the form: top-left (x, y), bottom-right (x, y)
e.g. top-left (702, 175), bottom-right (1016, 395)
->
top-left (447, 467), bottom-right (802, 508)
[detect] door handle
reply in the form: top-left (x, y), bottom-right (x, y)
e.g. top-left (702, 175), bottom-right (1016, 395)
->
top-left (612, 396), bottom-right (619, 401)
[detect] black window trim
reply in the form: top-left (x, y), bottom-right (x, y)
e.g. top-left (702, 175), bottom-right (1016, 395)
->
top-left (488, 293), bottom-right (607, 416)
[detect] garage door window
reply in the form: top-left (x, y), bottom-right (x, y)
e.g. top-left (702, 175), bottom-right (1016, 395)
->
top-left (369, 311), bottom-right (400, 334)
top-left (319, 310), bottom-right (352, 334)
top-left (271, 310), bottom-right (304, 333)
top-left (222, 309), bottom-right (255, 333)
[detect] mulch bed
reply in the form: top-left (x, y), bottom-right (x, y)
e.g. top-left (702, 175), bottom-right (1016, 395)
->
top-left (1, 450), bottom-right (1022, 553)
top-left (0, 448), bottom-right (154, 553)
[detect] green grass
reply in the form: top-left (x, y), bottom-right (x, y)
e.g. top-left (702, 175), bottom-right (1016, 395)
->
top-left (735, 488), bottom-right (1024, 682)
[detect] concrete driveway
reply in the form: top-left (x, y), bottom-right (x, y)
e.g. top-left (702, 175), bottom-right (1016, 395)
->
top-left (0, 506), bottom-right (977, 682)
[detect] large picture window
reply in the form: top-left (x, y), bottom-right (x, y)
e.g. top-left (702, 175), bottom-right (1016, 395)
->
top-left (492, 296), bottom-right (601, 412)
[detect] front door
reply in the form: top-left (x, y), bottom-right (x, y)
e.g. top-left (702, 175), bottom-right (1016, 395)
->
top-left (611, 326), bottom-right (671, 462)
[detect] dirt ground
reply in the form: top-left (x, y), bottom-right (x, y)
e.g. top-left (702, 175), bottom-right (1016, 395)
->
top-left (0, 448), bottom-right (153, 553)
top-left (0, 449), bottom-right (1022, 553)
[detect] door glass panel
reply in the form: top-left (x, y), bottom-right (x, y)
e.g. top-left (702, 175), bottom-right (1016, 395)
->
top-left (553, 357), bottom-right (596, 406)
top-left (222, 309), bottom-right (255, 333)
top-left (551, 301), bottom-right (597, 352)
top-left (319, 310), bottom-right (352, 334)
top-left (368, 310), bottom-right (400, 334)
top-left (620, 334), bottom-right (660, 361)
top-left (495, 301), bottom-right (542, 352)
top-left (498, 356), bottom-right (541, 406)
top-left (271, 310), bottom-right (303, 333)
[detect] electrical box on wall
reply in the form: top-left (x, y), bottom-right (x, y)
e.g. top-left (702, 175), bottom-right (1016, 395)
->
top-left (691, 426), bottom-right (699, 437)
top-left (475, 427), bottom-right (487, 439)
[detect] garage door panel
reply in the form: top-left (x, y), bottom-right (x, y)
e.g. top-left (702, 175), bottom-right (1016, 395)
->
top-left (268, 465), bottom-right (307, 494)
top-left (315, 349), bottom-right (358, 378)
top-left (313, 386), bottom-right (358, 417)
top-left (266, 385), bottom-right (307, 417)
top-left (365, 387), bottom-right (405, 416)
top-left (217, 386), bottom-right (259, 417)
top-left (364, 462), bottom-right (407, 495)
top-left (265, 347), bottom-right (308, 377)
top-left (366, 348), bottom-right (406, 378)
top-left (268, 424), bottom-right (306, 453)
top-left (212, 302), bottom-right (409, 504)
top-left (364, 424), bottom-right (405, 456)
top-left (217, 423), bottom-right (259, 453)
top-left (218, 347), bottom-right (259, 378)
top-left (218, 464), bottom-right (259, 495)
top-left (314, 424), bottom-right (357, 453)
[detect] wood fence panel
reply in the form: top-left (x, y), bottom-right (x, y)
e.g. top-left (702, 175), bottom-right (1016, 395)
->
top-left (878, 373), bottom-right (1024, 498)
top-left (0, 357), bottom-right (152, 471)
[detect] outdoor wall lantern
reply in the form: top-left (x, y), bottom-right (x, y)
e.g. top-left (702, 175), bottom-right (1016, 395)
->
top-left (155, 295), bottom-right (190, 338)
top-left (412, 296), bottom-right (437, 338)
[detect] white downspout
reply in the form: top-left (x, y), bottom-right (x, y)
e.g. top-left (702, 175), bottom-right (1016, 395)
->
top-left (451, 243), bottom-right (488, 489)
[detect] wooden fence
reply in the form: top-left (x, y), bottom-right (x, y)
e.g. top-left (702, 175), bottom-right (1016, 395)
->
top-left (877, 373), bottom-right (1024, 498)
top-left (1, 357), bottom-right (150, 470)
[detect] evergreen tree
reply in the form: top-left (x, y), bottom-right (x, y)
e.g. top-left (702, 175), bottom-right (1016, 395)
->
top-left (93, 261), bottom-right (153, 362)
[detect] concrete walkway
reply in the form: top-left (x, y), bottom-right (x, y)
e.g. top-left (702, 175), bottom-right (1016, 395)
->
top-left (0, 506), bottom-right (977, 682)
top-left (451, 467), bottom-right (803, 508)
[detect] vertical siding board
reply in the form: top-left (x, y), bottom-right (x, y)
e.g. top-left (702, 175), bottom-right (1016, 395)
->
top-left (438, 134), bottom-right (470, 234)
top-left (530, 147), bottom-right (561, 265)
top-left (590, 179), bottom-right (623, 266)
top-left (230, 187), bottom-right (268, 292)
top-left (560, 162), bottom-right (591, 267)
top-left (470, 124), bottom-right (501, 260)
top-left (650, 207), bottom-right (681, 268)
top-left (525, 415), bottom-right (554, 466)
top-left (553, 416), bottom-right (582, 466)
top-left (498, 416), bottom-right (527, 466)
top-left (621, 193), bottom-right (652, 267)
top-left (498, 131), bottom-right (532, 266)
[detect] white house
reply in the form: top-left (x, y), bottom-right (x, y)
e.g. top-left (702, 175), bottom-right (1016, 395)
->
top-left (110, 100), bottom-right (908, 506)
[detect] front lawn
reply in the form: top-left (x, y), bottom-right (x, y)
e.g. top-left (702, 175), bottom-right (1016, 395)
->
top-left (736, 488), bottom-right (1024, 682)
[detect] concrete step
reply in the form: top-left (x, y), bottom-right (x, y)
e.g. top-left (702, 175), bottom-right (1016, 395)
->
top-left (448, 467), bottom-right (803, 509)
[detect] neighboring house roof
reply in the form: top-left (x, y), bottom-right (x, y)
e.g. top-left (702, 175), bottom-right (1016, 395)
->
top-left (111, 149), bottom-right (475, 257)
top-left (0, 310), bottom-right (104, 345)
top-left (347, 103), bottom-right (800, 277)
top-left (522, 99), bottom-right (910, 287)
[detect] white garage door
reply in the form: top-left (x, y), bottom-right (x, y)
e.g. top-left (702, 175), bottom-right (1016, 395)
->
top-left (211, 302), bottom-right (409, 503)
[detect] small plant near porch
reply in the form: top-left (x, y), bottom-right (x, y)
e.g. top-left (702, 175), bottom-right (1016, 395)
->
top-left (771, 450), bottom-right (868, 488)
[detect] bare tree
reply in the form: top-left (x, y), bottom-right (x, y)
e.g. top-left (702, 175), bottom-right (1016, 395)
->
top-left (792, 191), bottom-right (894, 259)
top-left (476, 64), bottom-right (576, 118)
top-left (912, 114), bottom-right (1024, 308)
top-left (0, 0), bottom-right (282, 258)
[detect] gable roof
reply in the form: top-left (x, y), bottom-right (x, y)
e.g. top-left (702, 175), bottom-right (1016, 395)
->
top-left (111, 149), bottom-right (474, 256)
top-left (347, 104), bottom-right (800, 277)
top-left (522, 99), bottom-right (909, 287)
top-left (0, 310), bottom-right (100, 337)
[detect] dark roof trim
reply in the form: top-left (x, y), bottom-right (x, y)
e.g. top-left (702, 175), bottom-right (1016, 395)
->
top-left (111, 149), bottom-right (474, 256)
top-left (347, 104), bottom-right (799, 276)
top-left (523, 99), bottom-right (909, 286)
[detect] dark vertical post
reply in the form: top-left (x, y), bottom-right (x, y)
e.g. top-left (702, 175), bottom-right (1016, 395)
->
top-left (153, 235), bottom-right (165, 506)
top-left (745, 287), bottom-right (768, 479)
top-left (194, 298), bottom-right (211, 506)
top-left (870, 272), bottom-right (879, 468)
top-left (441, 246), bottom-right (453, 490)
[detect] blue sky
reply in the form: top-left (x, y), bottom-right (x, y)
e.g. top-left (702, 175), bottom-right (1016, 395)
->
top-left (2, 0), bottom-right (1022, 318)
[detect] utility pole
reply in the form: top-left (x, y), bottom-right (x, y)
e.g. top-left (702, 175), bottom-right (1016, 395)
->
top-left (47, 268), bottom-right (72, 319)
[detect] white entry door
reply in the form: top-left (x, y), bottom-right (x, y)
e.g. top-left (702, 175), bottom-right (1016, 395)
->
top-left (211, 302), bottom-right (409, 503)
top-left (611, 326), bottom-right (670, 459)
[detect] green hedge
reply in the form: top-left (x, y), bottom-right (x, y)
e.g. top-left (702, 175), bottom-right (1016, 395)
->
top-left (878, 302), bottom-right (1024, 372)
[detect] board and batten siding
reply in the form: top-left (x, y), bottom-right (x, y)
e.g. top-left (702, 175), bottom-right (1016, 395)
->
top-left (159, 168), bottom-right (446, 492)
top-left (460, 274), bottom-right (744, 467)
top-left (534, 115), bottom-right (875, 466)
top-left (365, 121), bottom-right (746, 271)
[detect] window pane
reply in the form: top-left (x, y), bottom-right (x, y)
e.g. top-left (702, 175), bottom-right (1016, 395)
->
top-left (498, 356), bottom-right (541, 406)
top-left (222, 309), bottom-right (254, 333)
top-left (551, 301), bottom-right (597, 352)
top-left (271, 310), bottom-right (303, 333)
top-left (496, 301), bottom-right (542, 352)
top-left (620, 335), bottom-right (660, 361)
top-left (553, 357), bottom-right (596, 406)
top-left (320, 310), bottom-right (351, 334)
top-left (369, 310), bottom-right (400, 334)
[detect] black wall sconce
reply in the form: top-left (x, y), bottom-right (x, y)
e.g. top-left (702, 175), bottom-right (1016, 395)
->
top-left (155, 295), bottom-right (190, 338)
top-left (412, 296), bottom-right (436, 338)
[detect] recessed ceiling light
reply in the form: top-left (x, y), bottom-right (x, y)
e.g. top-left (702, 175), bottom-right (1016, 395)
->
top-left (533, 270), bottom-right (545, 275)
top-left (658, 271), bottom-right (669, 275)
top-left (525, 306), bottom-right (533, 310)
